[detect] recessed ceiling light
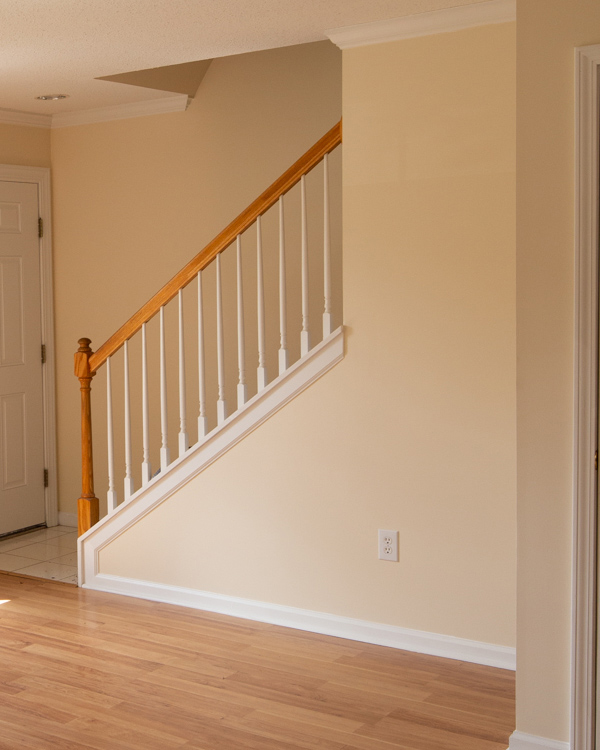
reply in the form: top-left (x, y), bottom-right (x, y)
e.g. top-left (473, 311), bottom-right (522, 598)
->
top-left (35, 94), bottom-right (69, 101)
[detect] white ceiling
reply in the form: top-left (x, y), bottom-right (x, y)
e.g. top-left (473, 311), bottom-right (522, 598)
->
top-left (0, 0), bottom-right (486, 116)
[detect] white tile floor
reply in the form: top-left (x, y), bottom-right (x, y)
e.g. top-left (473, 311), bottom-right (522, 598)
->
top-left (0, 526), bottom-right (77, 583)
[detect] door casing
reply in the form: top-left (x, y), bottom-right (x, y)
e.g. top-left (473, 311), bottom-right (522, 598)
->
top-left (573, 44), bottom-right (600, 750)
top-left (0, 165), bottom-right (57, 529)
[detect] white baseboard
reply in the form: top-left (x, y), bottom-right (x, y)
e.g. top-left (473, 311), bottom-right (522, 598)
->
top-left (85, 572), bottom-right (515, 670)
top-left (57, 512), bottom-right (77, 528)
top-left (509, 731), bottom-right (570, 750)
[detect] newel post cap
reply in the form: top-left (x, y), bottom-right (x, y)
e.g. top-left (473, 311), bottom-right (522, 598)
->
top-left (74, 338), bottom-right (94, 379)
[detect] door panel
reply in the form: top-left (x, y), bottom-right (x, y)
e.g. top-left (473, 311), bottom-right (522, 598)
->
top-left (0, 181), bottom-right (45, 534)
top-left (2, 392), bottom-right (26, 489)
top-left (0, 257), bottom-right (25, 366)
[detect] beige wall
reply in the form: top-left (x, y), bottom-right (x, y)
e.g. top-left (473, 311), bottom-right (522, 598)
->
top-left (0, 123), bottom-right (50, 167)
top-left (99, 23), bottom-right (517, 647)
top-left (516, 0), bottom-right (600, 741)
top-left (51, 41), bottom-right (342, 517)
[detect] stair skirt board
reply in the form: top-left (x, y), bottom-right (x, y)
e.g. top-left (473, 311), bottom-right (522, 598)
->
top-left (508, 732), bottom-right (570, 750)
top-left (79, 326), bottom-right (344, 579)
top-left (83, 572), bottom-right (516, 671)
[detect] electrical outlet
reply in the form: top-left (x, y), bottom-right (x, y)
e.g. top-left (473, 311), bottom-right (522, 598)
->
top-left (378, 529), bottom-right (399, 561)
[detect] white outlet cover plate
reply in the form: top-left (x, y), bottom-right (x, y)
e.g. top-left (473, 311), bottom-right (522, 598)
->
top-left (378, 529), bottom-right (399, 561)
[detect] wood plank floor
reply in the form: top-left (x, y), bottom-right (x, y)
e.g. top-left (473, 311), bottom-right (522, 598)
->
top-left (0, 573), bottom-right (515, 749)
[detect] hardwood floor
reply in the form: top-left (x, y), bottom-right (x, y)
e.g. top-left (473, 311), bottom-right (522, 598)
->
top-left (0, 572), bottom-right (515, 749)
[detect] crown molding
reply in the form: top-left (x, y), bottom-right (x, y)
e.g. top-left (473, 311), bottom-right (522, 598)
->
top-left (325, 0), bottom-right (516, 49)
top-left (51, 94), bottom-right (190, 128)
top-left (0, 94), bottom-right (190, 130)
top-left (0, 108), bottom-right (51, 129)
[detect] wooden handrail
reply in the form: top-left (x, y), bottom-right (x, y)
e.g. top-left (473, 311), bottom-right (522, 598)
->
top-left (89, 120), bottom-right (342, 372)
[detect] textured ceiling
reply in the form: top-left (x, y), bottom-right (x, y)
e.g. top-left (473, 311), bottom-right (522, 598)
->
top-left (0, 0), bottom-right (488, 115)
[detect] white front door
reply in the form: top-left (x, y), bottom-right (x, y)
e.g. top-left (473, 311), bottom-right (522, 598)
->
top-left (0, 181), bottom-right (45, 535)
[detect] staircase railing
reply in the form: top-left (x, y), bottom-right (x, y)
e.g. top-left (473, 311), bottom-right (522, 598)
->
top-left (75, 121), bottom-right (342, 536)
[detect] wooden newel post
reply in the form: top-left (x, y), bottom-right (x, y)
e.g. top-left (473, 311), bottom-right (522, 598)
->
top-left (74, 338), bottom-right (99, 536)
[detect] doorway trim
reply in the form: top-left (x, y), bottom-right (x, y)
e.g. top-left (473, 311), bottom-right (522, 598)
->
top-left (0, 165), bottom-right (57, 528)
top-left (573, 44), bottom-right (600, 750)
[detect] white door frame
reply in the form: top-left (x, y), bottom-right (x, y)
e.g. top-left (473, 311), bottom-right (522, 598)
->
top-left (0, 165), bottom-right (57, 528)
top-left (573, 44), bottom-right (600, 750)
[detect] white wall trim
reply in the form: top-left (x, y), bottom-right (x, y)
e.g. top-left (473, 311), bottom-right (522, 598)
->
top-left (79, 321), bottom-right (513, 673)
top-left (325, 0), bottom-right (515, 49)
top-left (0, 165), bottom-right (58, 529)
top-left (85, 572), bottom-right (516, 670)
top-left (51, 94), bottom-right (190, 128)
top-left (0, 108), bottom-right (51, 129)
top-left (508, 731), bottom-right (570, 750)
top-left (572, 43), bottom-right (600, 750)
top-left (79, 326), bottom-right (345, 579)
top-left (0, 96), bottom-right (189, 130)
top-left (58, 512), bottom-right (77, 528)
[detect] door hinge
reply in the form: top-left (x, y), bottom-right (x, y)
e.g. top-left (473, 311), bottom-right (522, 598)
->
top-left (43, 469), bottom-right (49, 488)
top-left (595, 450), bottom-right (598, 471)
top-left (41, 343), bottom-right (46, 364)
top-left (38, 217), bottom-right (43, 238)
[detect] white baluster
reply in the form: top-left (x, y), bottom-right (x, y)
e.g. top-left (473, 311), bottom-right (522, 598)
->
top-left (257, 215), bottom-right (267, 390)
top-left (278, 196), bottom-right (288, 374)
top-left (197, 271), bottom-right (208, 438)
top-left (236, 236), bottom-right (247, 408)
top-left (123, 340), bottom-right (134, 500)
top-left (216, 254), bottom-right (227, 424)
top-left (106, 357), bottom-right (117, 512)
top-left (323, 153), bottom-right (332, 338)
top-left (301, 174), bottom-right (310, 356)
top-left (141, 323), bottom-right (151, 484)
top-left (159, 305), bottom-right (170, 469)
top-left (178, 290), bottom-right (188, 456)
